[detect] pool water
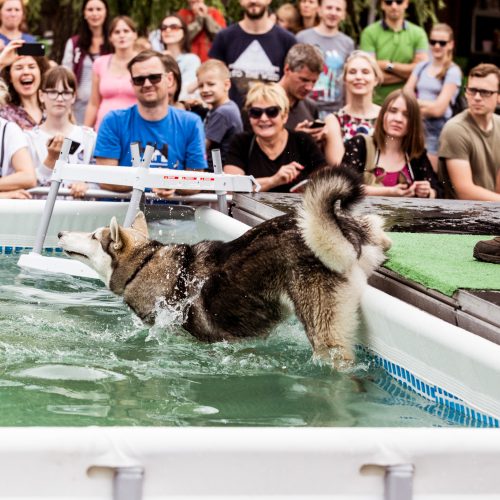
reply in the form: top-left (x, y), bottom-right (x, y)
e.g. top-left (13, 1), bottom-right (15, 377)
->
top-left (0, 219), bottom-right (474, 427)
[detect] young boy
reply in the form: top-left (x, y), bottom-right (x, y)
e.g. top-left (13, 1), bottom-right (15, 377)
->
top-left (196, 60), bottom-right (243, 170)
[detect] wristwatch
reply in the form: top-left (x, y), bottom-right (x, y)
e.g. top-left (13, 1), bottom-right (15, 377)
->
top-left (385, 62), bottom-right (394, 73)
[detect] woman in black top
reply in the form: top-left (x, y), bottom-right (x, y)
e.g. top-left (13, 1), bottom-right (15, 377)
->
top-left (224, 82), bottom-right (327, 192)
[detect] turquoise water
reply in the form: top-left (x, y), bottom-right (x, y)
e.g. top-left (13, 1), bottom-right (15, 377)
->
top-left (0, 219), bottom-right (475, 427)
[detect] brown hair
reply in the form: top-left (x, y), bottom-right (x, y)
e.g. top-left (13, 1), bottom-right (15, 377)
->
top-left (161, 14), bottom-right (191, 54)
top-left (108, 15), bottom-right (137, 46)
top-left (373, 89), bottom-right (425, 160)
top-left (276, 3), bottom-right (301, 33)
top-left (284, 43), bottom-right (324, 74)
top-left (41, 65), bottom-right (77, 92)
top-left (0, 0), bottom-right (26, 29)
top-left (469, 63), bottom-right (500, 92)
top-left (430, 23), bottom-right (455, 80)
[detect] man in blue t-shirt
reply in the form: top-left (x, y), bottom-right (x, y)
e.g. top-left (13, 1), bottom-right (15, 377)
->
top-left (94, 50), bottom-right (207, 196)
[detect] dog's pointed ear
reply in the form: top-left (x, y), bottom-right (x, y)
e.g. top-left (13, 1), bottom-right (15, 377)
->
top-left (109, 216), bottom-right (123, 250)
top-left (131, 211), bottom-right (149, 237)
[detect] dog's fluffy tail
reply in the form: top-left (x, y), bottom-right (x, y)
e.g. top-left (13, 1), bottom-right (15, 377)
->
top-left (297, 166), bottom-right (366, 274)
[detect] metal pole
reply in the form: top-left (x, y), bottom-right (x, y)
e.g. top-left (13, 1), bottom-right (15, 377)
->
top-left (113, 467), bottom-right (144, 500)
top-left (211, 149), bottom-right (228, 215)
top-left (32, 138), bottom-right (72, 254)
top-left (384, 464), bottom-right (414, 500)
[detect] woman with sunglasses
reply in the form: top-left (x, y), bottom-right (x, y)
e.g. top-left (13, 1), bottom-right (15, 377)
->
top-left (84, 15), bottom-right (138, 131)
top-left (224, 82), bottom-right (326, 193)
top-left (26, 66), bottom-right (96, 198)
top-left (62, 0), bottom-right (112, 125)
top-left (404, 23), bottom-right (462, 172)
top-left (341, 89), bottom-right (441, 198)
top-left (157, 14), bottom-right (200, 102)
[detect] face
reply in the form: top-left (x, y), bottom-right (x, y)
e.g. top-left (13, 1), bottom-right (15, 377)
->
top-left (344, 57), bottom-right (378, 97)
top-left (83, 0), bottom-right (107, 29)
top-left (130, 57), bottom-right (172, 108)
top-left (383, 96), bottom-right (409, 138)
top-left (239, 0), bottom-right (271, 20)
top-left (465, 75), bottom-right (500, 117)
top-left (428, 29), bottom-right (453, 59)
top-left (10, 56), bottom-right (41, 99)
top-left (188, 0), bottom-right (205, 8)
top-left (39, 80), bottom-right (75, 118)
top-left (0, 0), bottom-right (23, 30)
top-left (284, 64), bottom-right (319, 100)
top-left (248, 98), bottom-right (287, 139)
top-left (318, 0), bottom-right (346, 30)
top-left (198, 69), bottom-right (229, 106)
top-left (299, 0), bottom-right (319, 19)
top-left (109, 19), bottom-right (137, 50)
top-left (381, 0), bottom-right (408, 22)
top-left (160, 16), bottom-right (184, 47)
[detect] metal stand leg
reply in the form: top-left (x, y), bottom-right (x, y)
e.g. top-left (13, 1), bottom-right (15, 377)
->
top-left (113, 467), bottom-right (144, 500)
top-left (384, 464), bottom-right (414, 500)
top-left (211, 149), bottom-right (228, 215)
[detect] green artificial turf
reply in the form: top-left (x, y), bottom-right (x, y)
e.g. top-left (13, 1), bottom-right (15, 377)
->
top-left (384, 233), bottom-right (500, 297)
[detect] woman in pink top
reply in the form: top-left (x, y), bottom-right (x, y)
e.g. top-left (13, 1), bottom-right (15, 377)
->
top-left (84, 15), bottom-right (138, 130)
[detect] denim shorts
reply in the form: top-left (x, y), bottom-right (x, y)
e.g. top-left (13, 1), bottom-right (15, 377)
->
top-left (424, 117), bottom-right (447, 155)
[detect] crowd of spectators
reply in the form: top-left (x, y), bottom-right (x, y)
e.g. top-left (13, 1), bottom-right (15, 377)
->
top-left (0, 0), bottom-right (497, 203)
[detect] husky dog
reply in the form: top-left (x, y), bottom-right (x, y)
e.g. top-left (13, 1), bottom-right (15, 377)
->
top-left (58, 167), bottom-right (391, 363)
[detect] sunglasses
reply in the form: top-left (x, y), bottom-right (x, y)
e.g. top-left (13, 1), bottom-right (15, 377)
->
top-left (383, 0), bottom-right (405, 5)
top-left (41, 89), bottom-right (74, 101)
top-left (465, 87), bottom-right (499, 99)
top-left (160, 23), bottom-right (182, 31)
top-left (248, 106), bottom-right (281, 119)
top-left (131, 73), bottom-right (165, 86)
top-left (429, 39), bottom-right (448, 47)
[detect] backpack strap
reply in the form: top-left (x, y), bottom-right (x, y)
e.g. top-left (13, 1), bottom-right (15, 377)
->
top-left (0, 121), bottom-right (8, 177)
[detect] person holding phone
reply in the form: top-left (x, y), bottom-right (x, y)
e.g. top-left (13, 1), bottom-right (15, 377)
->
top-left (0, 0), bottom-right (35, 50)
top-left (341, 89), bottom-right (441, 198)
top-left (224, 82), bottom-right (326, 193)
top-left (25, 66), bottom-right (96, 198)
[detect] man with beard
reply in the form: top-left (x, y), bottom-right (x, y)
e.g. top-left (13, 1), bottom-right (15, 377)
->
top-left (208, 0), bottom-right (296, 108)
top-left (94, 50), bottom-right (207, 196)
top-left (360, 0), bottom-right (428, 104)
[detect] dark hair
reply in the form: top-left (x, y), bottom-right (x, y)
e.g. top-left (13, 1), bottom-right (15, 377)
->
top-left (42, 65), bottom-right (77, 93)
top-left (373, 89), bottom-right (425, 160)
top-left (284, 43), bottom-right (324, 74)
top-left (469, 63), bottom-right (500, 92)
top-left (160, 14), bottom-right (191, 54)
top-left (0, 56), bottom-right (51, 106)
top-left (77, 0), bottom-right (112, 54)
top-left (127, 50), bottom-right (182, 102)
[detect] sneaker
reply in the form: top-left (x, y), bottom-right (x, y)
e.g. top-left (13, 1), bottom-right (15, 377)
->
top-left (473, 237), bottom-right (500, 264)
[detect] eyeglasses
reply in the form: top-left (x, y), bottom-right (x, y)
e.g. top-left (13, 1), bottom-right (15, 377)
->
top-left (41, 89), bottom-right (74, 100)
top-left (465, 87), bottom-right (499, 99)
top-left (248, 106), bottom-right (281, 119)
top-left (429, 39), bottom-right (448, 47)
top-left (131, 73), bottom-right (165, 86)
top-left (383, 0), bottom-right (405, 5)
top-left (160, 23), bottom-right (182, 31)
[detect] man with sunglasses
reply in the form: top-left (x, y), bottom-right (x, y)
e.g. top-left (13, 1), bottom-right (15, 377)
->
top-left (94, 50), bottom-right (207, 196)
top-left (438, 63), bottom-right (500, 202)
top-left (360, 0), bottom-right (428, 104)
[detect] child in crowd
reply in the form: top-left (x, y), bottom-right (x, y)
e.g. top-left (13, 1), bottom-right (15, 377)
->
top-left (196, 59), bottom-right (243, 170)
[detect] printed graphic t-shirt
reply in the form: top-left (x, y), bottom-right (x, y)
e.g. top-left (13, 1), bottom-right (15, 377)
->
top-left (209, 24), bottom-right (296, 108)
top-left (94, 105), bottom-right (207, 170)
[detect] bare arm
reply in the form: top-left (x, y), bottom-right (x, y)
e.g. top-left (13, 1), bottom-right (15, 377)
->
top-left (323, 114), bottom-right (344, 166)
top-left (403, 72), bottom-right (418, 96)
top-left (94, 157), bottom-right (132, 192)
top-left (0, 147), bottom-right (36, 191)
top-left (379, 52), bottom-right (428, 84)
top-left (446, 158), bottom-right (500, 201)
top-left (418, 82), bottom-right (459, 118)
top-left (83, 71), bottom-right (101, 129)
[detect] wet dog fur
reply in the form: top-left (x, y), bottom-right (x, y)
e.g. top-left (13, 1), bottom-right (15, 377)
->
top-left (58, 167), bottom-right (391, 364)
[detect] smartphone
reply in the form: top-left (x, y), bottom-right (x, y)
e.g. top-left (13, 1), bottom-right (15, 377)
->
top-left (69, 141), bottom-right (81, 155)
top-left (309, 119), bottom-right (325, 129)
top-left (17, 43), bottom-right (45, 57)
top-left (289, 179), bottom-right (309, 193)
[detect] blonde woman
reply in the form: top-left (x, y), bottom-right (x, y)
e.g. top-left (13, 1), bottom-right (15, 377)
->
top-left (224, 83), bottom-right (326, 192)
top-left (324, 50), bottom-right (382, 166)
top-left (404, 23), bottom-right (462, 171)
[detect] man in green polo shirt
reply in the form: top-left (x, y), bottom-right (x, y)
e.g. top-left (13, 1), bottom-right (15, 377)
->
top-left (360, 0), bottom-right (428, 104)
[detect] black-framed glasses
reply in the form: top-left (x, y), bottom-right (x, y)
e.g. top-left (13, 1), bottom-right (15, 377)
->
top-left (160, 23), bottom-right (182, 31)
top-left (131, 73), bottom-right (165, 86)
top-left (41, 89), bottom-right (74, 101)
top-left (429, 39), bottom-right (448, 47)
top-left (465, 87), bottom-right (499, 99)
top-left (248, 106), bottom-right (281, 119)
top-left (383, 0), bottom-right (405, 5)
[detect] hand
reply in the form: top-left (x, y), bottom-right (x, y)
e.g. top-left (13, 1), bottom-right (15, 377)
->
top-left (294, 120), bottom-right (326, 143)
top-left (0, 189), bottom-right (32, 199)
top-left (45, 134), bottom-right (65, 169)
top-left (193, 2), bottom-right (208, 16)
top-left (69, 182), bottom-right (88, 199)
top-left (153, 187), bottom-right (176, 199)
top-left (0, 39), bottom-right (24, 69)
top-left (389, 183), bottom-right (416, 197)
top-left (273, 162), bottom-right (304, 186)
top-left (413, 180), bottom-right (432, 198)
